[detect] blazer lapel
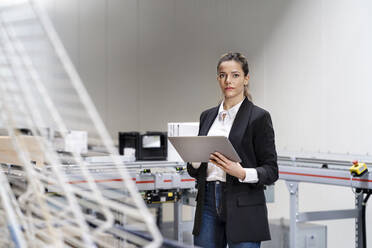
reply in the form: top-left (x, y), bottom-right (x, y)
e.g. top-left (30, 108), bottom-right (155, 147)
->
top-left (199, 106), bottom-right (219, 136)
top-left (228, 98), bottom-right (253, 149)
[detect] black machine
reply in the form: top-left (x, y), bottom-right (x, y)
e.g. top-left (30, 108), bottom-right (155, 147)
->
top-left (118, 131), bottom-right (167, 161)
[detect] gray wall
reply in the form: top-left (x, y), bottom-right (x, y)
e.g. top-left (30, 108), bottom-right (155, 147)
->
top-left (262, 2), bottom-right (372, 248)
top-left (41, 1), bottom-right (372, 247)
top-left (41, 0), bottom-right (293, 136)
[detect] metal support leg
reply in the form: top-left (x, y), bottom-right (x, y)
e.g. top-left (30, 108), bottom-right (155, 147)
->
top-left (355, 193), bottom-right (363, 248)
top-left (286, 181), bottom-right (299, 248)
top-left (173, 199), bottom-right (183, 241)
top-left (156, 205), bottom-right (162, 229)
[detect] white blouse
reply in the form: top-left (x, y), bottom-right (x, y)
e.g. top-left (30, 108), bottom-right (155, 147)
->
top-left (192, 99), bottom-right (258, 183)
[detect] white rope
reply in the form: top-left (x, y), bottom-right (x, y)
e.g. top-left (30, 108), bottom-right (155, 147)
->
top-left (0, 0), bottom-right (163, 246)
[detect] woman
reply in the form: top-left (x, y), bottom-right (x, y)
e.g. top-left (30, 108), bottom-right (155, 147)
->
top-left (187, 52), bottom-right (278, 248)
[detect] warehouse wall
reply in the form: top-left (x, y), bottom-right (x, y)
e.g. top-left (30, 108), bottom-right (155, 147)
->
top-left (262, 1), bottom-right (372, 248)
top-left (40, 0), bottom-right (282, 136)
top-left (40, 0), bottom-right (372, 247)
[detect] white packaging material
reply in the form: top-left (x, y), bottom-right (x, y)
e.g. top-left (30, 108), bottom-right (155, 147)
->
top-left (55, 130), bottom-right (87, 154)
top-left (167, 122), bottom-right (199, 162)
top-left (123, 147), bottom-right (136, 162)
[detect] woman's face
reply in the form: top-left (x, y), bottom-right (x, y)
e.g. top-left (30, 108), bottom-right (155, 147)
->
top-left (217, 60), bottom-right (249, 101)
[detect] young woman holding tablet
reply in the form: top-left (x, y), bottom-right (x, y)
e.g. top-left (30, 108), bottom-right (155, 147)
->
top-left (187, 52), bottom-right (278, 248)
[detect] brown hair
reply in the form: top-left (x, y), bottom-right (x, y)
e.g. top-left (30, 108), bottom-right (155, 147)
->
top-left (217, 52), bottom-right (252, 101)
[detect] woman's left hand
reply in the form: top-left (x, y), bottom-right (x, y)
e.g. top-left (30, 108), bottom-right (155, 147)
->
top-left (210, 152), bottom-right (246, 180)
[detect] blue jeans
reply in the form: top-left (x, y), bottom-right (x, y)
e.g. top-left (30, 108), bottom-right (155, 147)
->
top-left (194, 181), bottom-right (261, 248)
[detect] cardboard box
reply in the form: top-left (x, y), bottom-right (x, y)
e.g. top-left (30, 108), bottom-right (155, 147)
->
top-left (0, 136), bottom-right (45, 167)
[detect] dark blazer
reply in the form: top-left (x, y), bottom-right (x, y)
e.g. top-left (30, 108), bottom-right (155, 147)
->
top-left (187, 97), bottom-right (278, 243)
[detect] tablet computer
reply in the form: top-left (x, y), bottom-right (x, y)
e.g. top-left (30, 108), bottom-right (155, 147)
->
top-left (168, 136), bottom-right (241, 163)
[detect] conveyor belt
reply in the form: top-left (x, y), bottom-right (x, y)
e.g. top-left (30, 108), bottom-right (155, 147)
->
top-left (277, 153), bottom-right (372, 248)
top-left (278, 155), bottom-right (372, 189)
top-left (2, 161), bottom-right (195, 194)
